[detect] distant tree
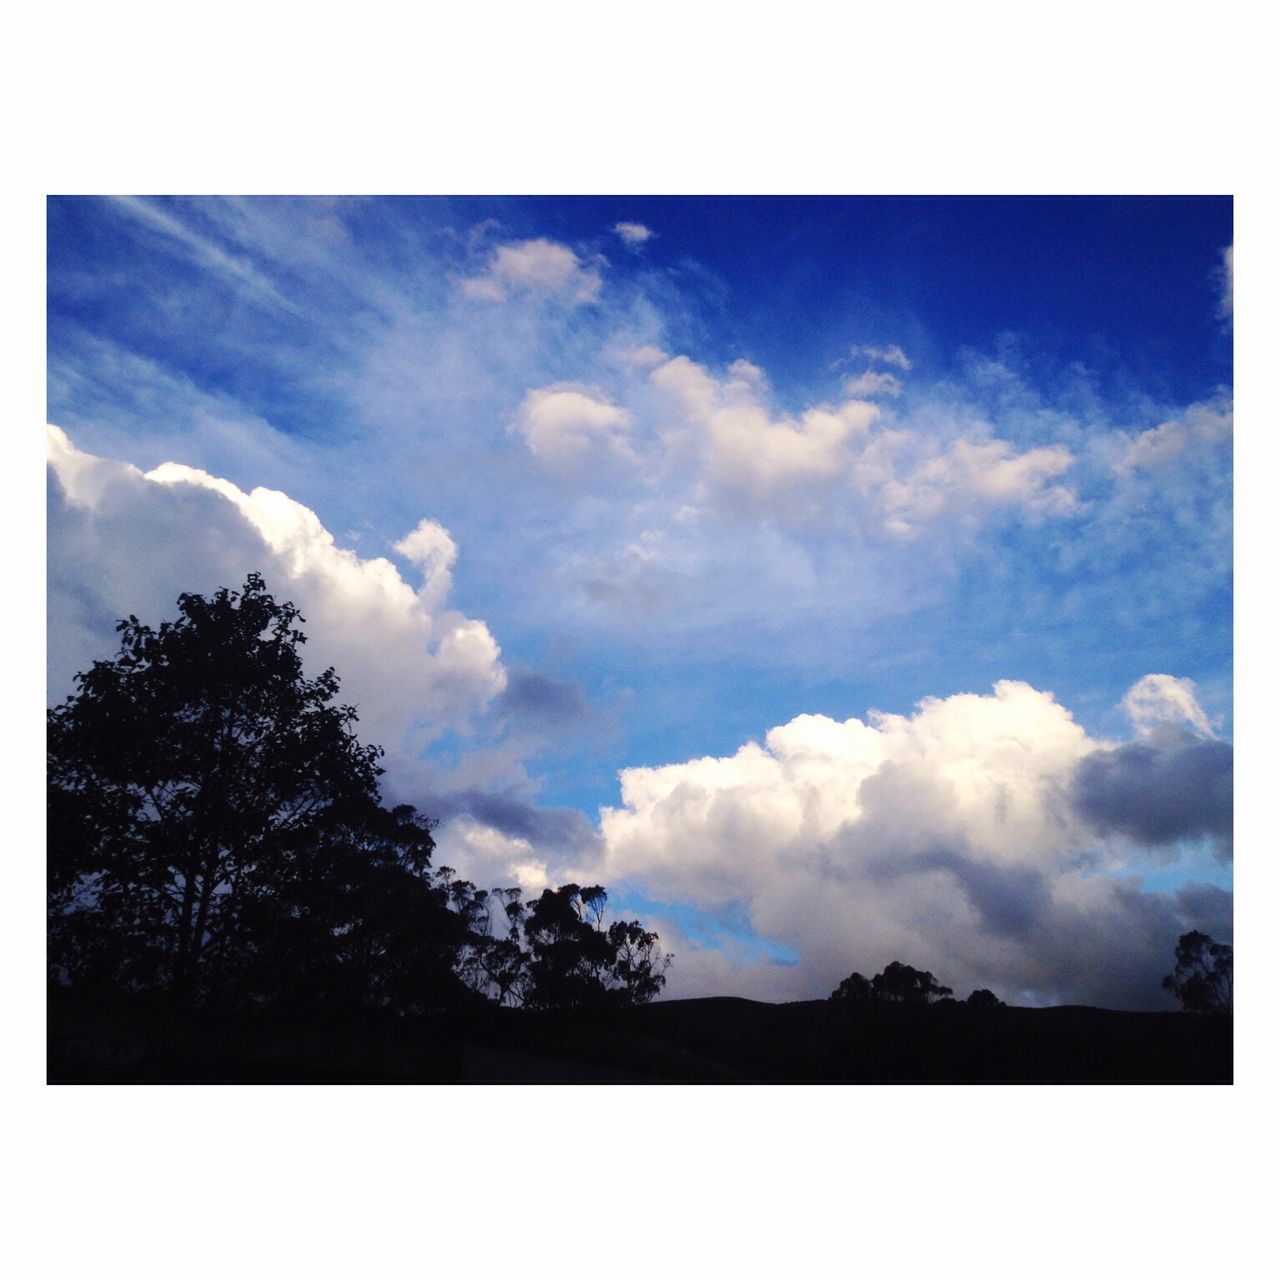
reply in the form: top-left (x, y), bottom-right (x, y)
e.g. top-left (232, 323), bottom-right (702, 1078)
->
top-left (1163, 931), bottom-right (1233, 1013)
top-left (829, 971), bottom-right (873, 1004)
top-left (870, 961), bottom-right (953, 1005)
top-left (468, 886), bottom-right (531, 1006)
top-left (515, 883), bottom-right (670, 1011)
top-left (966, 988), bottom-right (1004, 1008)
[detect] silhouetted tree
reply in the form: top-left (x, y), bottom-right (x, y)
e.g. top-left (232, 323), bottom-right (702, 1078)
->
top-left (871, 961), bottom-right (953, 1005)
top-left (223, 802), bottom-right (479, 1015)
top-left (966, 988), bottom-right (1004, 1008)
top-left (514, 883), bottom-right (670, 1010)
top-left (1162, 931), bottom-right (1233, 1013)
top-left (48, 575), bottom-right (391, 1000)
top-left (829, 971), bottom-right (873, 1004)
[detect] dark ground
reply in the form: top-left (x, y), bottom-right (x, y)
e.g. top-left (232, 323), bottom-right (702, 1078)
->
top-left (48, 990), bottom-right (1231, 1084)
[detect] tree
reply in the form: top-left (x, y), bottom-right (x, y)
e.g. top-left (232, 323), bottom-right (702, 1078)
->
top-left (966, 988), bottom-right (1004, 1008)
top-left (48, 575), bottom-right (386, 1000)
top-left (829, 971), bottom-right (873, 1004)
top-left (514, 884), bottom-right (670, 1011)
top-left (225, 801), bottom-right (479, 1015)
top-left (1163, 931), bottom-right (1233, 1013)
top-left (870, 961), bottom-right (953, 1005)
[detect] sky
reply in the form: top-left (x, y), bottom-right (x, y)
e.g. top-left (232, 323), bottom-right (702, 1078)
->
top-left (46, 195), bottom-right (1233, 1008)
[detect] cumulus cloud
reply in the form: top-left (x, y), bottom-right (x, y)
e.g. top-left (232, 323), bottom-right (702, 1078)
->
top-left (1117, 399), bottom-right (1233, 473)
top-left (613, 221), bottom-right (654, 248)
top-left (646, 352), bottom-right (1078, 532)
top-left (513, 385), bottom-right (634, 468)
top-left (595, 679), bottom-right (1230, 1006)
top-left (393, 518), bottom-right (459, 611)
top-left (1071, 734), bottom-right (1232, 857)
top-left (1070, 673), bottom-right (1232, 860)
top-left (47, 425), bottom-right (506, 773)
top-left (650, 353), bottom-right (880, 511)
top-left (1122, 673), bottom-right (1217, 738)
top-left (459, 237), bottom-right (603, 304)
top-left (430, 816), bottom-right (552, 894)
top-left (879, 438), bottom-right (1078, 537)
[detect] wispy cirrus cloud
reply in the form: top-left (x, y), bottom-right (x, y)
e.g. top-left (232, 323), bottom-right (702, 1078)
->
top-left (105, 195), bottom-right (301, 314)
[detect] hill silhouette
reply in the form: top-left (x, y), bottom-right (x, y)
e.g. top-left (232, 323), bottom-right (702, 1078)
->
top-left (48, 989), bottom-right (1231, 1084)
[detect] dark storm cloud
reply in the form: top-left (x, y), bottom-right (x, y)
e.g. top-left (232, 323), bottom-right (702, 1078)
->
top-left (1172, 882), bottom-right (1233, 942)
top-left (881, 848), bottom-right (1054, 940)
top-left (927, 853), bottom-right (1053, 939)
top-left (430, 788), bottom-right (602, 860)
top-left (494, 670), bottom-right (589, 729)
top-left (1071, 733), bottom-right (1233, 857)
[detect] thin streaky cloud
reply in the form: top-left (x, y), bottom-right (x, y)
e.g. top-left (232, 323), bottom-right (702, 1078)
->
top-left (105, 195), bottom-right (301, 314)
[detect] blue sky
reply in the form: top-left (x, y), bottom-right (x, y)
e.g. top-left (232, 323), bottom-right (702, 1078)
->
top-left (46, 195), bottom-right (1232, 1006)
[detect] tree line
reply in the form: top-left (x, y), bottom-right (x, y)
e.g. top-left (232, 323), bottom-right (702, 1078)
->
top-left (47, 575), bottom-right (669, 1017)
top-left (829, 943), bottom-right (1232, 1014)
top-left (828, 962), bottom-right (1002, 1008)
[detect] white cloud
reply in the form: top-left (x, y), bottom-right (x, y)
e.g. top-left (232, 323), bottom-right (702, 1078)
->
top-left (650, 353), bottom-right (880, 510)
top-left (513, 385), bottom-right (634, 467)
top-left (1122, 673), bottom-right (1216, 738)
top-left (1220, 244), bottom-right (1233, 319)
top-left (1117, 398), bottom-right (1233, 473)
top-left (850, 343), bottom-right (912, 371)
top-left (613, 221), bottom-right (654, 248)
top-left (459, 237), bottom-right (603, 304)
top-left (646, 352), bottom-right (1077, 531)
top-left (394, 519), bottom-right (458, 610)
top-left (431, 816), bottom-right (550, 893)
top-left (880, 438), bottom-right (1078, 537)
top-left (843, 370), bottom-right (903, 398)
top-left (595, 679), bottom-right (1227, 1006)
top-left (48, 425), bottom-right (506, 773)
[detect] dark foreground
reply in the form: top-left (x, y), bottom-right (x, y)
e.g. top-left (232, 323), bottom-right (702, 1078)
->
top-left (49, 990), bottom-right (1231, 1084)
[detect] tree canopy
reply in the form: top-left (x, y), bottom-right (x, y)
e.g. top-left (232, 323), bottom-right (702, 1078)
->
top-left (1162, 931), bottom-right (1232, 1013)
top-left (965, 988), bottom-right (1004, 1008)
top-left (871, 961), bottom-right (953, 1004)
top-left (829, 962), bottom-right (954, 1006)
top-left (48, 575), bottom-right (668, 1015)
top-left (513, 884), bottom-right (670, 1011)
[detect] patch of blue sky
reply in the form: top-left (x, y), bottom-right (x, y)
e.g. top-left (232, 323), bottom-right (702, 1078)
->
top-left (608, 889), bottom-right (801, 967)
top-left (1077, 835), bottom-right (1233, 895)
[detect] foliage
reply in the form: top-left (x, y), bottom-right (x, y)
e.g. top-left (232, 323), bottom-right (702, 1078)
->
top-left (48, 575), bottom-right (671, 1016)
top-left (870, 961), bottom-right (953, 1004)
top-left (965, 988), bottom-right (1004, 1008)
top-left (829, 971), bottom-right (873, 1003)
top-left (830, 962), bottom-right (954, 1006)
top-left (1162, 931), bottom-right (1233, 1013)
top-left (506, 883), bottom-right (671, 1011)
top-left (48, 575), bottom-right (384, 999)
